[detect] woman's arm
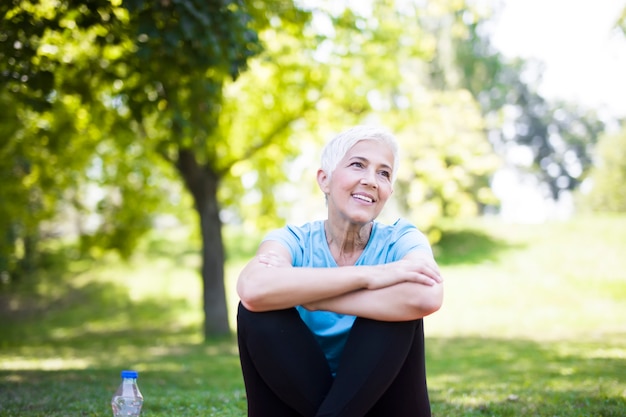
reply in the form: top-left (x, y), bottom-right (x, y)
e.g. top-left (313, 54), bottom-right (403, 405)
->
top-left (304, 251), bottom-right (443, 321)
top-left (236, 241), bottom-right (442, 312)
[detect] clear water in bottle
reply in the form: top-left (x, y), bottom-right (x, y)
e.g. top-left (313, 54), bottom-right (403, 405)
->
top-left (111, 370), bottom-right (143, 417)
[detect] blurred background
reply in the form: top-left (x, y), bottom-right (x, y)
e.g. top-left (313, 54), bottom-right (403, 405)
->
top-left (2, 1), bottom-right (626, 415)
top-left (1, 0), bottom-right (626, 400)
top-left (3, 0), bottom-right (625, 334)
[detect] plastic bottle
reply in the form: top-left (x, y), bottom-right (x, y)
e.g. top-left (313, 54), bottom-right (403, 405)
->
top-left (111, 370), bottom-right (144, 417)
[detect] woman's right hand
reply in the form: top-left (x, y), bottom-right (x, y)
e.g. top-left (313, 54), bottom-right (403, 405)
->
top-left (257, 250), bottom-right (291, 268)
top-left (368, 257), bottom-right (442, 290)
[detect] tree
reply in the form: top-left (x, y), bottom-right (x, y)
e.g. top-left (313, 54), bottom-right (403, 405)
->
top-left (1, 0), bottom-right (507, 338)
top-left (0, 0), bottom-right (183, 275)
top-left (0, 0), bottom-right (314, 337)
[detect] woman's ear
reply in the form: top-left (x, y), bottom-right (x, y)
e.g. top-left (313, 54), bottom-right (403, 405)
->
top-left (317, 169), bottom-right (330, 194)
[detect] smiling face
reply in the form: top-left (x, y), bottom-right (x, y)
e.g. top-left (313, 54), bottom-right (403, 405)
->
top-left (318, 139), bottom-right (395, 225)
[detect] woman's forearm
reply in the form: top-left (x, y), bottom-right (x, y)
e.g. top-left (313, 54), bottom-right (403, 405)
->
top-left (237, 241), bottom-right (443, 313)
top-left (305, 281), bottom-right (443, 322)
top-left (239, 262), bottom-right (441, 313)
top-left (237, 261), bottom-right (371, 312)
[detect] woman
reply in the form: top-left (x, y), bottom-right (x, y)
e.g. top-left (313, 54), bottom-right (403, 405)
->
top-left (236, 125), bottom-right (443, 417)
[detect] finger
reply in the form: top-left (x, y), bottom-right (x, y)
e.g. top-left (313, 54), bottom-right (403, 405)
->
top-left (257, 254), bottom-right (272, 265)
top-left (417, 264), bottom-right (443, 283)
top-left (414, 273), bottom-right (436, 286)
top-left (426, 269), bottom-right (443, 283)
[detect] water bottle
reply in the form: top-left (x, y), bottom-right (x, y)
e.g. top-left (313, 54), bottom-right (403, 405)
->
top-left (111, 370), bottom-right (144, 417)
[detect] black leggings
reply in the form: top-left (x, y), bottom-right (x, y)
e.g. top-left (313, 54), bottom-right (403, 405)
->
top-left (237, 303), bottom-right (431, 417)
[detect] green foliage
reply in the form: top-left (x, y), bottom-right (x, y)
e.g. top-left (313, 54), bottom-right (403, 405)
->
top-left (4, 0), bottom-right (619, 337)
top-left (0, 0), bottom-right (167, 275)
top-left (0, 88), bottom-right (100, 277)
top-left (216, 17), bottom-right (330, 231)
top-left (392, 90), bottom-right (501, 239)
top-left (0, 0), bottom-right (318, 336)
top-left (301, 1), bottom-right (500, 239)
top-left (586, 127), bottom-right (626, 212)
top-left (124, 0), bottom-right (260, 79)
top-left (0, 0), bottom-right (57, 110)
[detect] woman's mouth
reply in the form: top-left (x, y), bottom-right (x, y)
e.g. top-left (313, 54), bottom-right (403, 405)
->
top-left (352, 193), bottom-right (374, 203)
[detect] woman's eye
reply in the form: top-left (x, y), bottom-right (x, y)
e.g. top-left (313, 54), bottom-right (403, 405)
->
top-left (380, 171), bottom-right (391, 179)
top-left (350, 162), bottom-right (364, 168)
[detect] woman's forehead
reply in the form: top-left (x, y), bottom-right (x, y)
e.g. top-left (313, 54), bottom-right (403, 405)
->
top-left (344, 140), bottom-right (394, 163)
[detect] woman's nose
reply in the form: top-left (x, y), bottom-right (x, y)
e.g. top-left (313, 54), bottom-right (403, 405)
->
top-left (360, 170), bottom-right (378, 187)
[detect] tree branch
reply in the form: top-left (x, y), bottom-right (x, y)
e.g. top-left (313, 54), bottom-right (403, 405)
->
top-left (218, 101), bottom-right (315, 176)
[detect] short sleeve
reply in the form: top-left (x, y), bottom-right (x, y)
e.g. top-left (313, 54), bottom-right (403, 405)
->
top-left (262, 225), bottom-right (305, 266)
top-left (387, 218), bottom-right (433, 261)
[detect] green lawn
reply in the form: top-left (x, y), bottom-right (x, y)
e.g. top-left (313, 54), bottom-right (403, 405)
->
top-left (1, 215), bottom-right (625, 416)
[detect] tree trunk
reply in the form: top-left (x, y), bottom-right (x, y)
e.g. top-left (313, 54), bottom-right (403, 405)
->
top-left (176, 149), bottom-right (230, 339)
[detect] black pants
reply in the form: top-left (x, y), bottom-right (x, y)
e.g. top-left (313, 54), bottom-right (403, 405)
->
top-left (237, 303), bottom-right (431, 417)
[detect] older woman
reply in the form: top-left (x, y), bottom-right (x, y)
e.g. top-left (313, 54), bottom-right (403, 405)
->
top-left (236, 125), bottom-right (443, 417)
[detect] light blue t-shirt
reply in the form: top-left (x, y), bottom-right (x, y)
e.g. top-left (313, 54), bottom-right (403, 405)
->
top-left (263, 218), bottom-right (432, 374)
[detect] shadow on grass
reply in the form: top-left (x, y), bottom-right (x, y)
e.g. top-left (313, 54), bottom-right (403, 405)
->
top-left (0, 277), bottom-right (200, 349)
top-left (0, 232), bottom-right (208, 350)
top-left (433, 227), bottom-right (525, 266)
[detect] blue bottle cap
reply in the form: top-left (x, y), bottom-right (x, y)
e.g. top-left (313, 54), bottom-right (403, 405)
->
top-left (121, 370), bottom-right (138, 378)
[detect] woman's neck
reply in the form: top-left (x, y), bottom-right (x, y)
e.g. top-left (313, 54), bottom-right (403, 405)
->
top-left (324, 220), bottom-right (372, 266)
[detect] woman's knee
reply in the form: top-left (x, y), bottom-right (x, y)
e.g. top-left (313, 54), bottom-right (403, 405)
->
top-left (350, 317), bottom-right (421, 341)
top-left (237, 303), bottom-right (305, 339)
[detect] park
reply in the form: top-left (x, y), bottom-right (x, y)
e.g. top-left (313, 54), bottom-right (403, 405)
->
top-left (1, 0), bottom-right (625, 416)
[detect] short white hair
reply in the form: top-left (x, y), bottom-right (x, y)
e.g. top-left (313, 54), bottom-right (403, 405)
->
top-left (320, 125), bottom-right (399, 182)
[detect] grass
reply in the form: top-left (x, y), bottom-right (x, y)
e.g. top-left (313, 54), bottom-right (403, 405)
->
top-left (1, 215), bottom-right (625, 416)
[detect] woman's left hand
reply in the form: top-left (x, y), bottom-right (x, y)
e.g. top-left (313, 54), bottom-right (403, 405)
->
top-left (257, 251), bottom-right (291, 268)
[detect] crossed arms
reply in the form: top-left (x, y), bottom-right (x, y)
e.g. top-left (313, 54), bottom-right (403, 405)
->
top-left (237, 240), bottom-right (443, 322)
